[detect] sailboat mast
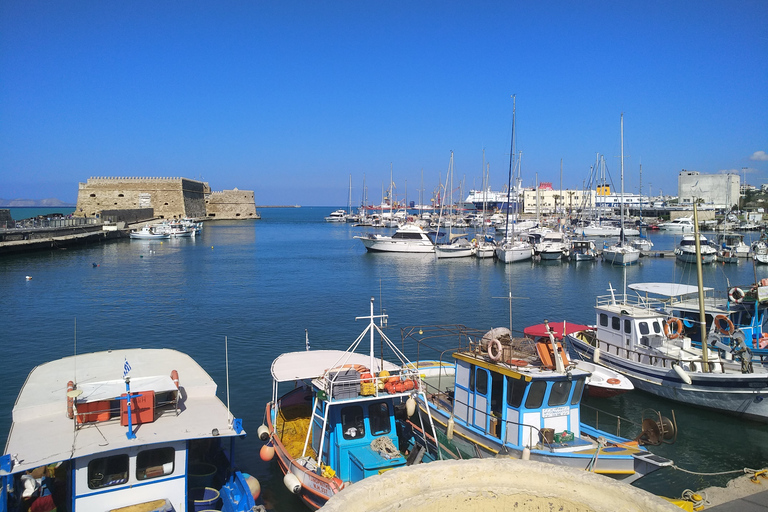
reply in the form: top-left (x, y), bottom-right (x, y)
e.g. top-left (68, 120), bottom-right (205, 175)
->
top-left (620, 113), bottom-right (625, 246)
top-left (504, 95), bottom-right (515, 241)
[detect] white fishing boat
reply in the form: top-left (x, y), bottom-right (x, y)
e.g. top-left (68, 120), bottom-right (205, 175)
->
top-left (601, 114), bottom-right (639, 266)
top-left (568, 239), bottom-right (598, 261)
top-left (354, 224), bottom-right (435, 253)
top-left (566, 278), bottom-right (768, 422)
top-left (657, 216), bottom-right (695, 233)
top-left (674, 234), bottom-right (717, 264)
top-left (1, 348), bottom-right (259, 512)
top-left (129, 225), bottom-right (170, 240)
top-left (714, 232), bottom-right (749, 262)
top-left (260, 299), bottom-right (439, 510)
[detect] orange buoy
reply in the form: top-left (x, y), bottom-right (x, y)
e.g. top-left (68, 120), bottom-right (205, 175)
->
top-left (171, 370), bottom-right (179, 388)
top-left (607, 378), bottom-right (621, 385)
top-left (260, 444), bottom-right (275, 462)
top-left (403, 379), bottom-right (415, 391)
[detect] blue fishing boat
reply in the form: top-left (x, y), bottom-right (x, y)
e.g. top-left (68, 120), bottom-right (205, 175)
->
top-left (402, 323), bottom-right (674, 483)
top-left (0, 348), bottom-right (258, 512)
top-left (260, 298), bottom-right (439, 510)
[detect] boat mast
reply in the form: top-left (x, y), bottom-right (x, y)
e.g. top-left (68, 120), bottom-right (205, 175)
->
top-left (620, 113), bottom-right (625, 247)
top-left (693, 202), bottom-right (710, 371)
top-left (504, 95), bottom-right (515, 241)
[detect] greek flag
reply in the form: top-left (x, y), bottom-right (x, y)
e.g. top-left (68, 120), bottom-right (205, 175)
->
top-left (123, 358), bottom-right (132, 377)
top-left (305, 329), bottom-right (310, 351)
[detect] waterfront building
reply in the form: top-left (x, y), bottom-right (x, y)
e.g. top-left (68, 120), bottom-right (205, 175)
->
top-left (678, 170), bottom-right (740, 209)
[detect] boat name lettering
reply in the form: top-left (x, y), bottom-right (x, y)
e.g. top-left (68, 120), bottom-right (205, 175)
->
top-left (306, 474), bottom-right (334, 498)
top-left (542, 406), bottom-right (570, 418)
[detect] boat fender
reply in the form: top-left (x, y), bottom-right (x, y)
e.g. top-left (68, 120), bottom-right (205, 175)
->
top-left (378, 370), bottom-right (390, 384)
top-left (663, 318), bottom-right (683, 339)
top-left (284, 472), bottom-right (302, 494)
top-left (607, 378), bottom-right (621, 385)
top-left (259, 444), bottom-right (275, 462)
top-left (522, 447), bottom-right (531, 460)
top-left (406, 396), bottom-right (416, 417)
top-left (714, 315), bottom-right (735, 336)
top-left (257, 424), bottom-right (270, 441)
top-left (672, 364), bottom-right (692, 385)
top-left (487, 338), bottom-right (503, 362)
top-left (446, 416), bottom-right (455, 440)
top-left (403, 379), bottom-right (415, 391)
top-left (66, 380), bottom-right (75, 419)
top-left (170, 370), bottom-right (179, 389)
top-left (242, 472), bottom-right (261, 500)
top-left (592, 348), bottom-right (601, 364)
top-left (729, 287), bottom-right (745, 304)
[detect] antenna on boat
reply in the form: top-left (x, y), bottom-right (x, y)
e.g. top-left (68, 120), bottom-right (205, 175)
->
top-left (492, 292), bottom-right (528, 333)
top-left (225, 335), bottom-right (231, 426)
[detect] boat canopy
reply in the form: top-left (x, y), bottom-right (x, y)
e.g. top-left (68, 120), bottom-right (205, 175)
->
top-left (629, 283), bottom-right (713, 297)
top-left (523, 322), bottom-right (591, 340)
top-left (270, 350), bottom-right (400, 383)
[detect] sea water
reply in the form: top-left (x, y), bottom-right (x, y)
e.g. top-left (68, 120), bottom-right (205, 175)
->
top-left (1, 207), bottom-right (766, 510)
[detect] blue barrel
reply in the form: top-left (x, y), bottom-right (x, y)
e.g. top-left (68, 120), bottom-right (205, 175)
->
top-left (189, 487), bottom-right (220, 511)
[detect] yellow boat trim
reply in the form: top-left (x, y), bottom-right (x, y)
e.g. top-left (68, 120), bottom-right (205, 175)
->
top-left (425, 406), bottom-right (500, 455)
top-left (453, 352), bottom-right (532, 382)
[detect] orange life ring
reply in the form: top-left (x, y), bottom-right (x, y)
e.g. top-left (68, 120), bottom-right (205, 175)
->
top-left (728, 287), bottom-right (745, 304)
top-left (66, 380), bottom-right (75, 419)
top-left (663, 318), bottom-right (683, 339)
top-left (487, 339), bottom-right (503, 362)
top-left (607, 378), bottom-right (621, 385)
top-left (170, 369), bottom-right (179, 389)
top-left (714, 315), bottom-right (735, 336)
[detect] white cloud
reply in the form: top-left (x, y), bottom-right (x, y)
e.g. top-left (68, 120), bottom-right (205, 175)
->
top-left (751, 151), bottom-right (768, 161)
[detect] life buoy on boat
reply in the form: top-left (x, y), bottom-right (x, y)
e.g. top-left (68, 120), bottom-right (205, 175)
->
top-left (729, 287), bottom-right (745, 304)
top-left (488, 339), bottom-right (503, 362)
top-left (663, 318), bottom-right (683, 339)
top-left (170, 370), bottom-right (179, 389)
top-left (66, 380), bottom-right (75, 419)
top-left (607, 378), bottom-right (621, 385)
top-left (714, 315), bottom-right (735, 336)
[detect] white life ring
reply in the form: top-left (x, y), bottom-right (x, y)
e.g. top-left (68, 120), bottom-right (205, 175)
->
top-left (729, 287), bottom-right (745, 303)
top-left (487, 338), bottom-right (503, 362)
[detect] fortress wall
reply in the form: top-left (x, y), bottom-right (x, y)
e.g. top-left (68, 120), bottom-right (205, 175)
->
top-left (205, 189), bottom-right (258, 219)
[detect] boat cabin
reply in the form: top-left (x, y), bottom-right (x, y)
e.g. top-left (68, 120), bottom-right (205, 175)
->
top-left (451, 351), bottom-right (590, 450)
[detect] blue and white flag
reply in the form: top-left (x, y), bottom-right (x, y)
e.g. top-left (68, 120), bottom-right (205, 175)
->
top-left (123, 358), bottom-right (132, 377)
top-left (305, 329), bottom-right (310, 351)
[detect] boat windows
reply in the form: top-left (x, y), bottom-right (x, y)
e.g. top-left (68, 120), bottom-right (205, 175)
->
top-left (136, 447), bottom-right (175, 480)
top-left (652, 321), bottom-right (662, 334)
top-left (506, 376), bottom-right (527, 408)
top-left (624, 319), bottom-right (632, 334)
top-left (524, 381), bottom-right (547, 409)
top-left (639, 322), bottom-right (650, 335)
top-left (600, 314), bottom-right (608, 327)
top-left (88, 454), bottom-right (129, 489)
top-left (475, 368), bottom-right (488, 395)
top-left (570, 378), bottom-right (585, 405)
top-left (368, 402), bottom-right (391, 436)
top-left (341, 406), bottom-right (366, 440)
top-left (548, 381), bottom-right (572, 406)
top-left (612, 317), bottom-right (620, 330)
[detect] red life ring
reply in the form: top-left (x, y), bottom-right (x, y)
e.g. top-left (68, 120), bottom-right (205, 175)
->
top-left (607, 378), bottom-right (621, 385)
top-left (487, 339), bottom-right (503, 362)
top-left (663, 318), bottom-right (683, 339)
top-left (714, 315), bottom-right (735, 336)
top-left (170, 369), bottom-right (179, 389)
top-left (729, 287), bottom-right (745, 304)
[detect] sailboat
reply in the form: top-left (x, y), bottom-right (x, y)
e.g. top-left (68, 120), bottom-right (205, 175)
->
top-left (495, 95), bottom-right (534, 263)
top-left (474, 155), bottom-right (497, 259)
top-left (436, 152), bottom-right (474, 258)
top-left (601, 114), bottom-right (640, 266)
top-left (566, 203), bottom-right (768, 422)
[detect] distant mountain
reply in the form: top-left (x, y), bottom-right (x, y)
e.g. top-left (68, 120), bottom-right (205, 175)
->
top-left (0, 198), bottom-right (75, 207)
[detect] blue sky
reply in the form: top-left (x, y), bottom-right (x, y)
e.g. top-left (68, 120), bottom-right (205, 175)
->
top-left (1, 1), bottom-right (766, 206)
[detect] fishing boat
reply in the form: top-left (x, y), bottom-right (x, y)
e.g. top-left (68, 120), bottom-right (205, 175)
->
top-left (0, 348), bottom-right (259, 512)
top-left (601, 114), bottom-right (639, 266)
top-left (129, 225), bottom-right (170, 240)
top-left (568, 239), bottom-right (598, 261)
top-left (260, 299), bottom-right (440, 510)
top-left (522, 322), bottom-right (634, 398)
top-left (565, 276), bottom-right (768, 422)
top-left (354, 223), bottom-right (435, 253)
top-left (674, 234), bottom-right (717, 264)
top-left (401, 324), bottom-right (673, 483)
top-left (715, 232), bottom-right (749, 259)
top-left (752, 234), bottom-right (768, 264)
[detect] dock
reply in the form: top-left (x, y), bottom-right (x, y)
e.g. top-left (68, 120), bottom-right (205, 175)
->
top-left (0, 223), bottom-right (131, 256)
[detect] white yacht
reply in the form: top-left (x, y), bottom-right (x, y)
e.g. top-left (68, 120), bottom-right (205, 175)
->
top-left (535, 231), bottom-right (570, 260)
top-left (675, 234), bottom-right (717, 264)
top-left (657, 216), bottom-right (695, 233)
top-left (324, 209), bottom-right (347, 222)
top-left (354, 224), bottom-right (435, 253)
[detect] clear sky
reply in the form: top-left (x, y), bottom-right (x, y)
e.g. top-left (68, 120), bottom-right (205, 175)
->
top-left (1, 1), bottom-right (766, 206)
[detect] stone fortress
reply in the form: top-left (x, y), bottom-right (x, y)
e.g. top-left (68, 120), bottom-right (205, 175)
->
top-left (74, 177), bottom-right (258, 221)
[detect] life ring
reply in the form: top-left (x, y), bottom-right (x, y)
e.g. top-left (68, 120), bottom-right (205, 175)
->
top-left (606, 378), bottom-right (621, 385)
top-left (170, 369), bottom-right (179, 389)
top-left (487, 339), bottom-right (503, 362)
top-left (506, 359), bottom-right (528, 367)
top-left (67, 380), bottom-right (75, 419)
top-left (761, 278), bottom-right (768, 287)
top-left (714, 315), bottom-right (735, 336)
top-left (663, 318), bottom-right (683, 339)
top-left (729, 287), bottom-right (745, 304)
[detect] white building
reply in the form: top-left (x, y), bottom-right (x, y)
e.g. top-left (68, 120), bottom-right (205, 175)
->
top-left (678, 170), bottom-right (740, 209)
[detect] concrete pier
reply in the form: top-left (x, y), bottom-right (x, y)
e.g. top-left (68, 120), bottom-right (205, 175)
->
top-left (0, 223), bottom-right (130, 256)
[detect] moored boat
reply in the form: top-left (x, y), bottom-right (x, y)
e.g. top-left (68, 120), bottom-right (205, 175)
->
top-left (354, 223), bottom-right (435, 253)
top-left (129, 224), bottom-right (170, 240)
top-left (674, 234), bottom-right (717, 264)
top-left (1, 348), bottom-right (258, 512)
top-left (260, 299), bottom-right (439, 510)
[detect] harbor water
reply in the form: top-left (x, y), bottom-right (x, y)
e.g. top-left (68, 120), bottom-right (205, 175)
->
top-left (1, 206), bottom-right (767, 510)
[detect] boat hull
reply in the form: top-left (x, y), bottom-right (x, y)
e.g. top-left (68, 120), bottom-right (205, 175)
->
top-left (495, 245), bottom-right (533, 263)
top-left (675, 249), bottom-right (717, 264)
top-left (356, 237), bottom-right (435, 253)
top-left (602, 247), bottom-right (640, 266)
top-left (567, 334), bottom-right (768, 422)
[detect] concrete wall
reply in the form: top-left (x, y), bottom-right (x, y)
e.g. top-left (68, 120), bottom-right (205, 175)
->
top-left (205, 188), bottom-right (258, 219)
top-left (678, 171), bottom-right (740, 208)
top-left (75, 177), bottom-right (209, 219)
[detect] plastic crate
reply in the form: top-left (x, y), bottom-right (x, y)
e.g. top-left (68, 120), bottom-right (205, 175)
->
top-left (554, 430), bottom-right (574, 443)
top-left (329, 368), bottom-right (361, 399)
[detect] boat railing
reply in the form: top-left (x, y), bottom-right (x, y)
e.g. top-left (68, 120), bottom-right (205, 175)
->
top-left (580, 403), bottom-right (643, 441)
top-left (595, 293), bottom-right (668, 311)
